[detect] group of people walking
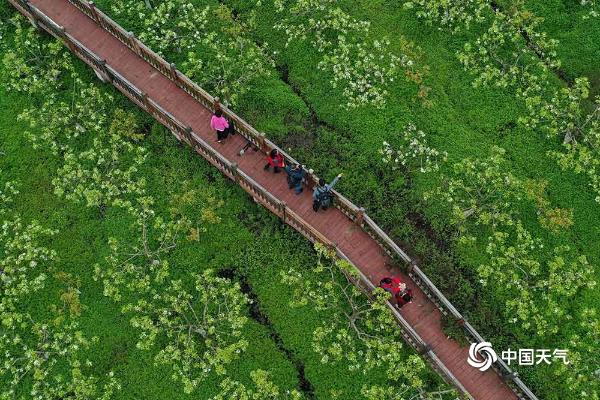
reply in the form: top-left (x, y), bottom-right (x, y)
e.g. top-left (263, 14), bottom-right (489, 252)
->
top-left (211, 108), bottom-right (343, 213)
top-left (263, 147), bottom-right (343, 211)
top-left (210, 109), bottom-right (414, 309)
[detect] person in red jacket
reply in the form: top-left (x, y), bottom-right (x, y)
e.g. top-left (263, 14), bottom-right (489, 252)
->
top-left (264, 149), bottom-right (284, 173)
top-left (379, 276), bottom-right (414, 309)
top-left (379, 276), bottom-right (402, 296)
top-left (395, 284), bottom-right (414, 309)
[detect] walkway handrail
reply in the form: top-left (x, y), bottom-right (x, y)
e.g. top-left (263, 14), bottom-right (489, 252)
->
top-left (11, 1), bottom-right (537, 398)
top-left (361, 212), bottom-right (535, 398)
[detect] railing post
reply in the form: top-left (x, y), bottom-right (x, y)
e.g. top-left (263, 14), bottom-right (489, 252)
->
top-left (502, 371), bottom-right (518, 381)
top-left (213, 97), bottom-right (222, 114)
top-left (127, 32), bottom-right (140, 55)
top-left (355, 207), bottom-right (365, 225)
top-left (57, 26), bottom-right (73, 50)
top-left (23, 0), bottom-right (40, 30)
top-left (258, 132), bottom-right (267, 153)
top-left (140, 92), bottom-right (149, 111)
top-left (183, 126), bottom-right (193, 145)
top-left (88, 1), bottom-right (100, 23)
top-left (418, 344), bottom-right (431, 355)
top-left (94, 59), bottom-right (111, 83)
top-left (280, 201), bottom-right (287, 223)
top-left (170, 63), bottom-right (178, 82)
top-left (230, 162), bottom-right (239, 183)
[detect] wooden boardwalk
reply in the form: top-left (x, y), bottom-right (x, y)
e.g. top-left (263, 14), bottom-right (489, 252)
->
top-left (10, 1), bottom-right (537, 399)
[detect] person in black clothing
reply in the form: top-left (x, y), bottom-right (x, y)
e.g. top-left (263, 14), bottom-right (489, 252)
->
top-left (285, 163), bottom-right (305, 194)
top-left (395, 284), bottom-right (414, 309)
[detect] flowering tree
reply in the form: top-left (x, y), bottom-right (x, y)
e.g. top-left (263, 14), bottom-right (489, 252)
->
top-left (478, 222), bottom-right (596, 336)
top-left (457, 9), bottom-right (559, 96)
top-left (424, 146), bottom-right (523, 231)
top-left (6, 20), bottom-right (252, 394)
top-left (0, 181), bottom-right (56, 323)
top-left (184, 29), bottom-right (274, 107)
top-left (18, 80), bottom-right (115, 156)
top-left (94, 200), bottom-right (187, 301)
top-left (550, 96), bottom-right (600, 203)
top-left (4, 22), bottom-right (151, 212)
top-left (581, 0), bottom-right (599, 18)
top-left (271, 0), bottom-right (427, 108)
top-left (557, 307), bottom-right (600, 396)
top-left (0, 179), bottom-right (119, 400)
top-left (380, 123), bottom-right (447, 174)
top-left (360, 385), bottom-right (458, 400)
top-left (523, 78), bottom-right (591, 141)
top-left (1, 16), bottom-right (74, 94)
top-left (52, 109), bottom-right (148, 212)
top-left (122, 270), bottom-right (249, 394)
top-left (95, 202), bottom-right (248, 394)
top-left (403, 0), bottom-right (487, 32)
top-left (110, 0), bottom-right (273, 106)
top-left (419, 144), bottom-right (597, 395)
top-left (281, 244), bottom-right (435, 395)
top-left (112, 0), bottom-right (209, 54)
top-left (211, 370), bottom-right (303, 400)
top-left (415, 1), bottom-right (600, 203)
top-left (1, 312), bottom-right (121, 400)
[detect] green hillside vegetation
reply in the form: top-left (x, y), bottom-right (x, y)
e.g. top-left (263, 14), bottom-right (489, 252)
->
top-left (89, 0), bottom-right (600, 398)
top-left (0, 7), bottom-right (453, 400)
top-left (1, 0), bottom-right (599, 398)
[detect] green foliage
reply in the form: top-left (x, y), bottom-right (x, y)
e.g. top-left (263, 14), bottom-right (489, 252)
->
top-left (457, 7), bottom-right (559, 92)
top-left (1, 16), bottom-right (70, 94)
top-left (0, 178), bottom-right (119, 400)
top-left (18, 81), bottom-right (115, 155)
top-left (0, 180), bottom-right (55, 325)
top-left (479, 223), bottom-right (595, 335)
top-left (3, 0), bottom-right (600, 398)
top-left (1, 313), bottom-right (120, 400)
top-left (122, 270), bottom-right (249, 394)
top-left (380, 123), bottom-right (447, 174)
top-left (440, 314), bottom-right (468, 347)
top-left (110, 0), bottom-right (274, 106)
top-left (453, 2), bottom-right (600, 203)
top-left (581, 0), bottom-right (599, 18)
top-left (52, 112), bottom-right (148, 210)
top-left (282, 244), bottom-right (441, 396)
top-left (270, 0), bottom-right (429, 108)
top-left (403, 0), bottom-right (487, 32)
top-left (360, 384), bottom-right (458, 400)
top-left (211, 370), bottom-right (303, 400)
top-left (425, 146), bottom-right (521, 230)
top-left (421, 142), bottom-right (597, 394)
top-left (549, 95), bottom-right (600, 203)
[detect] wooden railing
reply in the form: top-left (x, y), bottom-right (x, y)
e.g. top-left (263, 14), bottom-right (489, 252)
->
top-left (10, 1), bottom-right (538, 399)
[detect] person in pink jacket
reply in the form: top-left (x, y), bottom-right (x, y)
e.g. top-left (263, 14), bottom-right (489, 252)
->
top-left (210, 110), bottom-right (230, 143)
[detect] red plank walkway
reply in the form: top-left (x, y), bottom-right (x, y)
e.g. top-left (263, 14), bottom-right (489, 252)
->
top-left (14, 1), bottom-right (524, 399)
